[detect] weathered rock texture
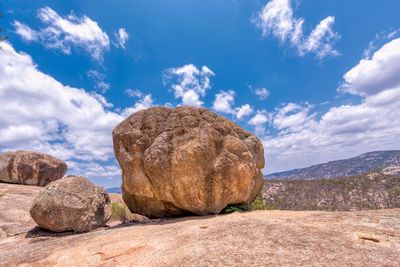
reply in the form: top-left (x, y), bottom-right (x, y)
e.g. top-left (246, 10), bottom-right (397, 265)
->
top-left (0, 183), bottom-right (39, 237)
top-left (113, 106), bottom-right (265, 217)
top-left (0, 183), bottom-right (121, 238)
top-left (30, 176), bottom-right (111, 232)
top-left (0, 150), bottom-right (67, 186)
top-left (1, 209), bottom-right (400, 266)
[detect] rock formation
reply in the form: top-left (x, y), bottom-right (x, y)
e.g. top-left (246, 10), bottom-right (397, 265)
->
top-left (0, 150), bottom-right (67, 186)
top-left (2, 209), bottom-right (400, 266)
top-left (113, 106), bottom-right (265, 217)
top-left (30, 176), bottom-right (111, 232)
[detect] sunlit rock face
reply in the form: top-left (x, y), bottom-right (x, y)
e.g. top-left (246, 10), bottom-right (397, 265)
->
top-left (113, 106), bottom-right (265, 217)
top-left (30, 176), bottom-right (111, 233)
top-left (0, 150), bottom-right (67, 186)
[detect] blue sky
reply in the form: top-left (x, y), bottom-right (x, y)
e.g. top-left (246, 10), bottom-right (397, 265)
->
top-left (1, 0), bottom-right (400, 188)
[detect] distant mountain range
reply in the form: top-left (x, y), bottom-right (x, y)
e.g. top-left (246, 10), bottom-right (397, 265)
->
top-left (263, 166), bottom-right (400, 211)
top-left (106, 187), bottom-right (122, 194)
top-left (265, 150), bottom-right (400, 180)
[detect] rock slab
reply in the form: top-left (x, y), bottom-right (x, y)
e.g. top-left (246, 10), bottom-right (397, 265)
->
top-left (30, 176), bottom-right (111, 232)
top-left (113, 106), bottom-right (265, 217)
top-left (2, 209), bottom-right (400, 266)
top-left (0, 150), bottom-right (67, 186)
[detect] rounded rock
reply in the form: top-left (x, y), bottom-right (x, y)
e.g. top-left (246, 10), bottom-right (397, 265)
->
top-left (30, 176), bottom-right (111, 232)
top-left (112, 106), bottom-right (265, 217)
top-left (0, 150), bottom-right (67, 187)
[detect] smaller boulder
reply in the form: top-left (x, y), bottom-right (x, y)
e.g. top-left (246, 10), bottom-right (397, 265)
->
top-left (0, 150), bottom-right (67, 186)
top-left (30, 176), bottom-right (111, 233)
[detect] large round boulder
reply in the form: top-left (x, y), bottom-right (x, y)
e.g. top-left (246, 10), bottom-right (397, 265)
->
top-left (30, 176), bottom-right (111, 232)
top-left (0, 150), bottom-right (67, 186)
top-left (112, 106), bottom-right (265, 217)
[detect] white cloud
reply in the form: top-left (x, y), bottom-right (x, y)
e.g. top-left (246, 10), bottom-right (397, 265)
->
top-left (253, 0), bottom-right (340, 59)
top-left (262, 38), bottom-right (400, 174)
top-left (213, 90), bottom-right (236, 114)
top-left (0, 42), bottom-right (120, 162)
top-left (14, 7), bottom-right (110, 60)
top-left (212, 90), bottom-right (254, 119)
top-left (121, 93), bottom-right (154, 117)
top-left (254, 87), bottom-right (270, 100)
top-left (254, 0), bottom-right (303, 43)
top-left (301, 16), bottom-right (340, 59)
top-left (66, 161), bottom-right (121, 178)
top-left (263, 90), bottom-right (400, 173)
top-left (89, 92), bottom-right (113, 108)
top-left (387, 30), bottom-right (399, 39)
top-left (236, 104), bottom-right (254, 119)
top-left (125, 88), bottom-right (143, 98)
top-left (249, 111), bottom-right (269, 125)
top-left (0, 42), bottom-right (155, 182)
top-left (114, 28), bottom-right (129, 49)
top-left (363, 30), bottom-right (400, 59)
top-left (273, 103), bottom-right (314, 131)
top-left (13, 21), bottom-right (38, 41)
top-left (340, 37), bottom-right (400, 96)
top-left (87, 69), bottom-right (110, 93)
top-left (163, 64), bottom-right (215, 107)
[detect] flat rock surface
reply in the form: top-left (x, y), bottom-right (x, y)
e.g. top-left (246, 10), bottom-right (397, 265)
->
top-left (0, 199), bottom-right (399, 266)
top-left (0, 183), bottom-right (39, 236)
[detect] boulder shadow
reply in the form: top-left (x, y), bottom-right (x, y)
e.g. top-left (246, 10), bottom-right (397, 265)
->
top-left (25, 226), bottom-right (75, 239)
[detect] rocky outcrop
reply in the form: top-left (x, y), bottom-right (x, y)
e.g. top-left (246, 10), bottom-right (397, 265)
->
top-left (1, 209), bottom-right (400, 266)
top-left (30, 176), bottom-right (111, 232)
top-left (0, 150), bottom-right (67, 186)
top-left (113, 106), bottom-right (265, 217)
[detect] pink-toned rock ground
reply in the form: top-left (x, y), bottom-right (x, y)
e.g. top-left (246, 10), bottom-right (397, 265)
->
top-left (1, 183), bottom-right (400, 266)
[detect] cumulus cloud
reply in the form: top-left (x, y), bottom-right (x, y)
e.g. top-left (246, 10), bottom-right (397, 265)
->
top-left (249, 111), bottom-right (269, 125)
top-left (114, 28), bottom-right (129, 49)
top-left (0, 42), bottom-right (153, 182)
top-left (236, 104), bottom-right (254, 119)
top-left (273, 103), bottom-right (314, 131)
top-left (253, 87), bottom-right (270, 100)
top-left (66, 160), bottom-right (121, 179)
top-left (213, 90), bottom-right (236, 114)
top-left (121, 93), bottom-right (154, 117)
top-left (339, 37), bottom-right (400, 96)
top-left (262, 38), bottom-right (400, 174)
top-left (0, 42), bottom-right (120, 160)
top-left (263, 91), bottom-right (400, 173)
top-left (253, 0), bottom-right (340, 59)
top-left (212, 90), bottom-right (254, 119)
top-left (13, 7), bottom-right (110, 60)
top-left (163, 64), bottom-right (215, 107)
